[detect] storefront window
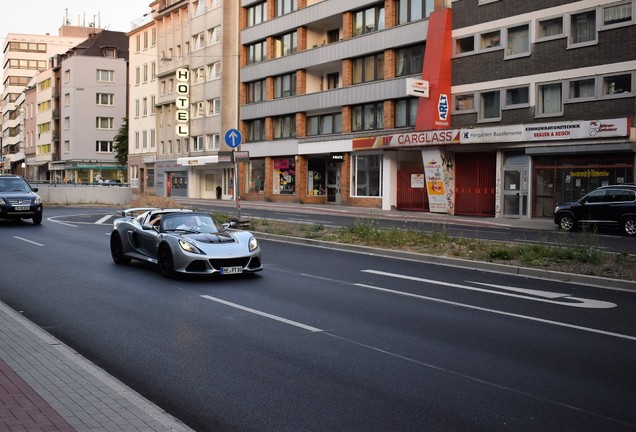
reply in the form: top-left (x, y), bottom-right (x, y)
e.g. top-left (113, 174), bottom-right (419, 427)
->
top-left (307, 158), bottom-right (326, 195)
top-left (246, 159), bottom-right (265, 193)
top-left (353, 154), bottom-right (382, 197)
top-left (273, 158), bottom-right (295, 194)
top-left (147, 168), bottom-right (155, 188)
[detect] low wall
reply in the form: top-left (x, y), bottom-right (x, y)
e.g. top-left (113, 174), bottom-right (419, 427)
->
top-left (35, 184), bottom-right (133, 206)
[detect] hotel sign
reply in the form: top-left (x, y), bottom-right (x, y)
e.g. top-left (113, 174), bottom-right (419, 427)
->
top-left (175, 68), bottom-right (189, 137)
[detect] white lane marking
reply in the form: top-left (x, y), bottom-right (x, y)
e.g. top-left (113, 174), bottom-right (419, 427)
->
top-left (354, 283), bottom-right (635, 342)
top-left (201, 295), bottom-right (324, 333)
top-left (362, 269), bottom-right (616, 309)
top-left (95, 215), bottom-right (113, 225)
top-left (13, 236), bottom-right (45, 247)
top-left (46, 217), bottom-right (78, 227)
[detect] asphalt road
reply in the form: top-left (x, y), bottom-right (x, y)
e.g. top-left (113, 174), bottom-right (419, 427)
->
top-left (1, 207), bottom-right (635, 432)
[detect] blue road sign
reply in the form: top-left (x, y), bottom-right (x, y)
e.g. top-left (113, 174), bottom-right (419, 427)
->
top-left (225, 129), bottom-right (242, 148)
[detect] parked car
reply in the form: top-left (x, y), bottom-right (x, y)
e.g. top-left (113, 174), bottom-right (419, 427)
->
top-left (110, 208), bottom-right (262, 277)
top-left (0, 175), bottom-right (43, 225)
top-left (554, 184), bottom-right (636, 236)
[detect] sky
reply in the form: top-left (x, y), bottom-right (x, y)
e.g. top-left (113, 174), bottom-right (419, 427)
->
top-left (0, 0), bottom-right (151, 38)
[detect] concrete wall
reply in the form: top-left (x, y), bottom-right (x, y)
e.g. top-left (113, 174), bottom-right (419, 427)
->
top-left (36, 184), bottom-right (133, 206)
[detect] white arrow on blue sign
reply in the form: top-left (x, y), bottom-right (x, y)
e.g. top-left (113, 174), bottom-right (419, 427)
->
top-left (224, 128), bottom-right (242, 148)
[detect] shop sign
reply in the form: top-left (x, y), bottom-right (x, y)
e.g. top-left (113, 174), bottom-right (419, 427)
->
top-left (461, 118), bottom-right (629, 144)
top-left (175, 68), bottom-right (189, 137)
top-left (352, 130), bottom-right (460, 150)
top-left (331, 153), bottom-right (344, 162)
top-left (218, 152), bottom-right (233, 163)
top-left (411, 173), bottom-right (425, 188)
top-left (421, 149), bottom-right (448, 213)
top-left (234, 151), bottom-right (250, 161)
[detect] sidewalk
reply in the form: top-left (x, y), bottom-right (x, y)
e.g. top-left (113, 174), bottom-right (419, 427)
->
top-left (0, 301), bottom-right (194, 432)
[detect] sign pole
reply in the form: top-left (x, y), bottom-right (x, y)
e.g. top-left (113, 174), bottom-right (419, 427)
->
top-left (224, 128), bottom-right (243, 222)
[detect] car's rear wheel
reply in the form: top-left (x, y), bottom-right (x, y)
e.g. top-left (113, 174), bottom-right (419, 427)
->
top-left (110, 233), bottom-right (131, 265)
top-left (623, 217), bottom-right (636, 236)
top-left (158, 244), bottom-right (175, 278)
top-left (32, 213), bottom-right (42, 225)
top-left (558, 214), bottom-right (576, 232)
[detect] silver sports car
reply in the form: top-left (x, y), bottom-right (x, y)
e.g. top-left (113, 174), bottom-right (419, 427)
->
top-left (110, 208), bottom-right (262, 278)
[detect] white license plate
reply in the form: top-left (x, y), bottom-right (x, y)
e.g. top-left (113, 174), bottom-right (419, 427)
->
top-left (14, 206), bottom-right (29, 211)
top-left (221, 266), bottom-right (243, 275)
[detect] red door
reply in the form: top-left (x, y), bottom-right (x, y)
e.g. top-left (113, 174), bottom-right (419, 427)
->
top-left (397, 170), bottom-right (429, 211)
top-left (455, 153), bottom-right (496, 216)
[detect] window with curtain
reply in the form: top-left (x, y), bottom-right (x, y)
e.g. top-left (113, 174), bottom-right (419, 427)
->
top-left (395, 44), bottom-right (424, 77)
top-left (247, 79), bottom-right (266, 103)
top-left (506, 24), bottom-right (529, 56)
top-left (570, 11), bottom-right (597, 44)
top-left (505, 87), bottom-right (529, 106)
top-left (274, 73), bottom-right (297, 98)
top-left (603, 3), bottom-right (632, 26)
top-left (246, 119), bottom-right (265, 141)
top-left (538, 17), bottom-right (563, 39)
top-left (537, 83), bottom-right (563, 115)
top-left (569, 78), bottom-right (596, 99)
top-left (352, 53), bottom-right (384, 84)
top-left (397, 0), bottom-right (433, 24)
top-left (352, 103), bottom-right (384, 131)
top-left (273, 115), bottom-right (296, 138)
top-left (353, 5), bottom-right (385, 36)
top-left (394, 98), bottom-right (418, 127)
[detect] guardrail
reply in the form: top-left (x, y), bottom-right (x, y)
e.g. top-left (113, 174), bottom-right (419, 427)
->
top-left (33, 183), bottom-right (133, 206)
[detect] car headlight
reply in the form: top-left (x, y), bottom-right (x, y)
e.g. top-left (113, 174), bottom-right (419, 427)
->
top-left (33, 196), bottom-right (42, 205)
top-left (179, 239), bottom-right (203, 254)
top-left (248, 236), bottom-right (258, 252)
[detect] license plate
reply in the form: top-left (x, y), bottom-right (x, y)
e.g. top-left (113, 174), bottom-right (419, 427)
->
top-left (14, 206), bottom-right (29, 211)
top-left (221, 266), bottom-right (243, 275)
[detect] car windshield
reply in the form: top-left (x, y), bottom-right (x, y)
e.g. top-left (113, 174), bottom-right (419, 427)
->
top-left (162, 214), bottom-right (221, 234)
top-left (0, 178), bottom-right (30, 192)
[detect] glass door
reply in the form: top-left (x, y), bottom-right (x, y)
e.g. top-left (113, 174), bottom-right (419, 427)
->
top-left (326, 166), bottom-right (341, 204)
top-left (503, 168), bottom-right (528, 217)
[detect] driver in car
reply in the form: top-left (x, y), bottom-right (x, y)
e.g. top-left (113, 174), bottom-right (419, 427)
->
top-left (176, 215), bottom-right (198, 230)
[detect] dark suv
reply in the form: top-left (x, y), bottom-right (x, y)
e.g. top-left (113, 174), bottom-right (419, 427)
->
top-left (554, 184), bottom-right (636, 236)
top-left (0, 175), bottom-right (43, 225)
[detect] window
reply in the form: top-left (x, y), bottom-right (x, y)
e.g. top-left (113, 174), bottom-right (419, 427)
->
top-left (273, 114), bottom-right (296, 138)
top-left (96, 141), bottom-right (113, 152)
top-left (207, 62), bottom-right (221, 80)
top-left (192, 32), bottom-right (205, 50)
top-left (504, 87), bottom-right (529, 107)
top-left (603, 2), bottom-right (632, 26)
top-left (96, 117), bottom-right (114, 129)
top-left (395, 44), bottom-right (424, 77)
top-left (506, 24), bottom-right (530, 57)
top-left (397, 0), bottom-right (431, 24)
top-left (537, 17), bottom-right (563, 40)
top-left (480, 30), bottom-right (501, 49)
top-left (143, 64), bottom-right (148, 83)
top-left (275, 31), bottom-right (297, 57)
top-left (570, 10), bottom-right (597, 45)
top-left (352, 53), bottom-right (384, 84)
top-left (247, 79), bottom-right (266, 103)
top-left (191, 101), bottom-right (205, 118)
top-left (246, 119), bottom-right (265, 141)
top-left (353, 154), bottom-right (382, 197)
top-left (208, 26), bottom-right (222, 45)
top-left (207, 98), bottom-right (221, 115)
top-left (192, 136), bottom-right (204, 152)
top-left (479, 90), bottom-right (501, 121)
top-left (247, 2), bottom-right (267, 27)
top-left (455, 36), bottom-right (475, 54)
top-left (454, 94), bottom-right (475, 111)
top-left (327, 73), bottom-right (339, 89)
top-left (536, 82), bottom-right (563, 116)
top-left (353, 5), bottom-right (385, 36)
top-left (394, 98), bottom-right (418, 127)
top-left (151, 96), bottom-right (156, 114)
top-left (247, 40), bottom-right (267, 64)
top-left (64, 70), bottom-right (71, 83)
top-left (96, 93), bottom-right (114, 106)
top-left (97, 69), bottom-right (114, 82)
top-left (568, 78), bottom-right (596, 100)
top-left (275, 0), bottom-right (297, 17)
top-left (307, 112), bottom-right (342, 135)
top-left (64, 93), bottom-right (70, 106)
top-left (192, 67), bottom-right (205, 84)
top-left (602, 73), bottom-right (632, 95)
top-left (352, 102), bottom-right (384, 131)
top-left (206, 133), bottom-right (220, 150)
top-left (274, 73), bottom-right (296, 98)
top-left (135, 67), bottom-right (141, 85)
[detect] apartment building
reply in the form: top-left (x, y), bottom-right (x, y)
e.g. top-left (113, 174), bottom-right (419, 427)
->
top-left (129, 16), bottom-right (159, 194)
top-left (237, 0), bottom-right (635, 218)
top-left (47, 30), bottom-right (129, 183)
top-left (153, 0), bottom-right (240, 200)
top-left (1, 27), bottom-right (98, 177)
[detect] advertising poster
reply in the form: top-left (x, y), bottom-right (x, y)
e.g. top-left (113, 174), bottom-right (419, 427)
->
top-left (421, 149), bottom-right (448, 213)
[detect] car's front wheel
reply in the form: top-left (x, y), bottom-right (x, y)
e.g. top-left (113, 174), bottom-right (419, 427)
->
top-left (32, 212), bottom-right (42, 225)
top-left (558, 213), bottom-right (576, 232)
top-left (158, 244), bottom-right (175, 278)
top-left (622, 216), bottom-right (636, 236)
top-left (110, 233), bottom-right (131, 265)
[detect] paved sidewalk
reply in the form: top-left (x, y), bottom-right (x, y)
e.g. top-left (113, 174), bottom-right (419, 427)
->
top-left (0, 301), bottom-right (194, 432)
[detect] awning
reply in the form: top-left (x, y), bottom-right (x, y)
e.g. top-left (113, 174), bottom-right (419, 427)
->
top-left (176, 155), bottom-right (219, 166)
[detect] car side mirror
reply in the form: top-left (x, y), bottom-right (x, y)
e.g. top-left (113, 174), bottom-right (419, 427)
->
top-left (142, 223), bottom-right (157, 230)
top-left (32, 187), bottom-right (39, 192)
